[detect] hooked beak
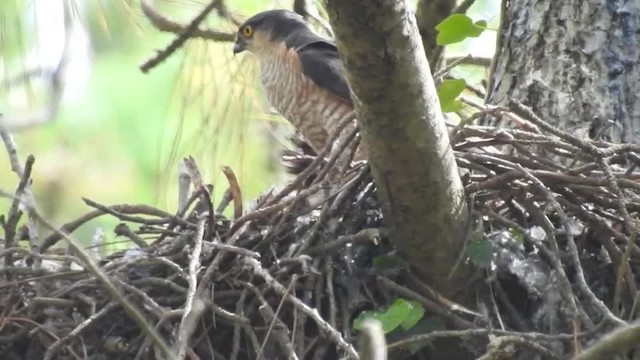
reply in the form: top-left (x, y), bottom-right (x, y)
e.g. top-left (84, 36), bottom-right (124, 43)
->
top-left (233, 39), bottom-right (246, 56)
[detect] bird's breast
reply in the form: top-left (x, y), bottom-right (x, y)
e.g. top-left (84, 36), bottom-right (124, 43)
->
top-left (258, 48), bottom-right (354, 153)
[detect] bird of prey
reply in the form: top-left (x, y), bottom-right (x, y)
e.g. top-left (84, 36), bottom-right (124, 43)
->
top-left (232, 9), bottom-right (365, 161)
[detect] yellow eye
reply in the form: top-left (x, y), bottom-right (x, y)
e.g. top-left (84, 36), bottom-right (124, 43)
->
top-left (242, 26), bottom-right (253, 38)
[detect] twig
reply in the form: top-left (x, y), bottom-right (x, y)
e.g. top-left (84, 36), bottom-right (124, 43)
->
top-left (476, 335), bottom-right (558, 360)
top-left (244, 257), bottom-right (359, 359)
top-left (230, 286), bottom-right (250, 360)
top-left (312, 122), bottom-right (359, 184)
top-left (257, 275), bottom-right (298, 360)
top-left (445, 55), bottom-right (492, 67)
top-left (154, 182), bottom-right (208, 246)
top-left (182, 156), bottom-right (217, 236)
top-left (43, 302), bottom-right (119, 360)
top-left (82, 198), bottom-right (190, 227)
top-left (220, 165), bottom-right (243, 219)
top-left (307, 228), bottom-right (384, 255)
top-left (174, 215), bottom-right (208, 358)
top-left (434, 54), bottom-right (471, 79)
top-left (265, 117), bottom-right (351, 207)
top-left (377, 276), bottom-right (476, 329)
top-left (228, 182), bottom-right (325, 235)
top-left (325, 260), bottom-right (337, 329)
top-left (1, 125), bottom-right (40, 270)
top-left (140, 0), bottom-right (234, 72)
top-left (596, 156), bottom-right (639, 314)
top-left (387, 328), bottom-right (581, 350)
top-left (575, 321), bottom-right (640, 360)
top-left (508, 100), bottom-right (603, 157)
top-left (2, 153), bottom-right (35, 267)
top-left (216, 188), bottom-right (235, 215)
top-left (114, 223), bottom-right (148, 248)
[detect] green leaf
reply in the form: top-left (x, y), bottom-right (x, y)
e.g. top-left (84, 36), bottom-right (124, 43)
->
top-left (353, 298), bottom-right (417, 334)
top-left (378, 298), bottom-right (411, 333)
top-left (400, 300), bottom-right (424, 330)
top-left (372, 255), bottom-right (407, 271)
top-left (436, 14), bottom-right (487, 45)
top-left (437, 79), bottom-right (466, 113)
top-left (509, 227), bottom-right (524, 242)
top-left (467, 238), bottom-right (493, 268)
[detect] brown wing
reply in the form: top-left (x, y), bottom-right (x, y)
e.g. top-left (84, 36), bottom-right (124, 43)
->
top-left (296, 41), bottom-right (353, 107)
top-left (283, 30), bottom-right (353, 107)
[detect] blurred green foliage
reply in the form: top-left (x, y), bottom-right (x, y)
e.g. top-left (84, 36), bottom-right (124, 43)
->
top-left (1, 0), bottom-right (280, 251)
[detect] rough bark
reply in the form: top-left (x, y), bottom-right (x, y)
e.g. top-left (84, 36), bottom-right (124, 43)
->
top-left (486, 0), bottom-right (640, 144)
top-left (324, 0), bottom-right (470, 297)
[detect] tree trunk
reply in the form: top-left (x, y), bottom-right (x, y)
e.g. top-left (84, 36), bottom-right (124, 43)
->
top-left (324, 0), bottom-right (470, 298)
top-left (486, 0), bottom-right (640, 144)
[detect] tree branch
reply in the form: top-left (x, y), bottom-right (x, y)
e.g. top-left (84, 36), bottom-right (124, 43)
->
top-left (324, 0), bottom-right (470, 297)
top-left (140, 0), bottom-right (235, 42)
top-left (575, 322), bottom-right (640, 360)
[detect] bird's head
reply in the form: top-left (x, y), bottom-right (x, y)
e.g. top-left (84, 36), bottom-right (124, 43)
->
top-left (233, 9), bottom-right (309, 55)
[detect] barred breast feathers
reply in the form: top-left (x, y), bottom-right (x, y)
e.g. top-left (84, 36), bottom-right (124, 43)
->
top-left (255, 42), bottom-right (355, 153)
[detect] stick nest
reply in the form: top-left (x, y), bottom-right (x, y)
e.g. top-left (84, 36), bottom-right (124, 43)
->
top-left (2, 100), bottom-right (640, 360)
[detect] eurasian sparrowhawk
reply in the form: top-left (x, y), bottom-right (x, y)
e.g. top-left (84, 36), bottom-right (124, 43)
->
top-left (233, 9), bottom-right (365, 161)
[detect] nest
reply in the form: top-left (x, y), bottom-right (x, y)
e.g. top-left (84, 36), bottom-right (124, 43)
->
top-left (2, 100), bottom-right (640, 360)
